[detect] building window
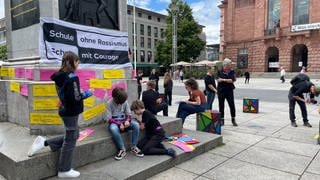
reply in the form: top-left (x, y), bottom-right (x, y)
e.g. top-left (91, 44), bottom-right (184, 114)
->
top-left (147, 26), bottom-right (151, 36)
top-left (293, 0), bottom-right (309, 25)
top-left (267, 0), bottom-right (280, 29)
top-left (154, 39), bottom-right (158, 47)
top-left (157, 18), bottom-right (161, 22)
top-left (148, 38), bottom-right (151, 48)
top-left (237, 48), bottom-right (248, 69)
top-left (138, 12), bottom-right (142, 17)
top-left (140, 50), bottom-right (145, 62)
top-left (140, 24), bottom-right (144, 35)
top-left (0, 31), bottom-right (5, 44)
top-left (127, 10), bottom-right (131, 15)
top-left (160, 29), bottom-right (165, 39)
top-left (147, 51), bottom-right (152, 62)
top-left (235, 0), bottom-right (255, 8)
top-left (140, 37), bottom-right (144, 48)
top-left (148, 15), bottom-right (152, 20)
top-left (154, 27), bottom-right (158, 38)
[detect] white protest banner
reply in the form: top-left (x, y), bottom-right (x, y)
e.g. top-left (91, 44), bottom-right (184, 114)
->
top-left (39, 17), bottom-right (131, 69)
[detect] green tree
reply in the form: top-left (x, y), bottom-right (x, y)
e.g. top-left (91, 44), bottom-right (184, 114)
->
top-left (155, 0), bottom-right (206, 67)
top-left (0, 45), bottom-right (7, 60)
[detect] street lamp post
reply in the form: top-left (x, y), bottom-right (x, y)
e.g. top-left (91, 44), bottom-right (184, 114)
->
top-left (170, 3), bottom-right (178, 70)
top-left (133, 0), bottom-right (137, 76)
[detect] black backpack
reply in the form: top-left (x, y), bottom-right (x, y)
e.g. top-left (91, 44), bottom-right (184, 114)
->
top-left (290, 74), bottom-right (310, 87)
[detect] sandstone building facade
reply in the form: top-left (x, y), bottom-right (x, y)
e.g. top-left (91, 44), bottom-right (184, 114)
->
top-left (219, 0), bottom-right (320, 72)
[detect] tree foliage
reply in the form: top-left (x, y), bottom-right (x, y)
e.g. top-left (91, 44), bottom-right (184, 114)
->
top-left (0, 45), bottom-right (7, 60)
top-left (155, 0), bottom-right (206, 67)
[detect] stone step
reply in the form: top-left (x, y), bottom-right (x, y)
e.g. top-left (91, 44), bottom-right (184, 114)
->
top-left (0, 116), bottom-right (182, 180)
top-left (48, 129), bottom-right (223, 180)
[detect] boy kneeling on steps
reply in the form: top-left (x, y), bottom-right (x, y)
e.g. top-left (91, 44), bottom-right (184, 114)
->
top-left (131, 100), bottom-right (176, 157)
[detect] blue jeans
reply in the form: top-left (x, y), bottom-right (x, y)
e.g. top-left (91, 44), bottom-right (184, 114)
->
top-left (176, 102), bottom-right (206, 125)
top-left (109, 120), bottom-right (140, 150)
top-left (45, 115), bottom-right (79, 172)
top-left (206, 91), bottom-right (215, 110)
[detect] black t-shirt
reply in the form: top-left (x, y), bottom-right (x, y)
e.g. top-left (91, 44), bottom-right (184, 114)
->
top-left (164, 80), bottom-right (173, 92)
top-left (136, 76), bottom-right (142, 86)
top-left (289, 81), bottom-right (313, 97)
top-left (204, 74), bottom-right (216, 93)
top-left (142, 89), bottom-right (159, 114)
top-left (142, 110), bottom-right (165, 137)
top-left (217, 70), bottom-right (236, 92)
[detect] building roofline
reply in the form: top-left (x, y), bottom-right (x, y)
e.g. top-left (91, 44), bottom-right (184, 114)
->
top-left (127, 4), bottom-right (167, 18)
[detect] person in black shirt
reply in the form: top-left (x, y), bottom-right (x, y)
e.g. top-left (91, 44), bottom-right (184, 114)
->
top-left (288, 74), bottom-right (315, 127)
top-left (136, 71), bottom-right (143, 99)
top-left (217, 58), bottom-right (237, 126)
top-left (131, 100), bottom-right (176, 157)
top-left (142, 81), bottom-right (168, 116)
top-left (149, 68), bottom-right (159, 92)
top-left (244, 71), bottom-right (250, 84)
top-left (163, 72), bottom-right (173, 106)
top-left (204, 66), bottom-right (217, 110)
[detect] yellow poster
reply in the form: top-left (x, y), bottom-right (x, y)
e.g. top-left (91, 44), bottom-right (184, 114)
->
top-left (33, 85), bottom-right (57, 96)
top-left (1, 67), bottom-right (8, 77)
top-left (84, 96), bottom-right (95, 107)
top-left (30, 113), bottom-right (62, 124)
top-left (89, 79), bottom-right (112, 89)
top-left (8, 68), bottom-right (15, 78)
top-left (83, 103), bottom-right (106, 121)
top-left (103, 69), bottom-right (124, 79)
top-left (33, 98), bottom-right (60, 110)
top-left (10, 82), bottom-right (20, 93)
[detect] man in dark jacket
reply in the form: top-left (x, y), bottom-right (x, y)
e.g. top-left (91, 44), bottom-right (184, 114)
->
top-left (289, 74), bottom-right (315, 127)
top-left (142, 81), bottom-right (168, 116)
top-left (149, 69), bottom-right (159, 92)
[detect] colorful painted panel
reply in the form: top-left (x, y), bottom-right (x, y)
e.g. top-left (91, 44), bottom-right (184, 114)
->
top-left (196, 111), bottom-right (221, 135)
top-left (243, 98), bottom-right (259, 113)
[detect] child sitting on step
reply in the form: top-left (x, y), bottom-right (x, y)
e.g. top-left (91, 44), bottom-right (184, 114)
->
top-left (131, 100), bottom-right (176, 157)
top-left (105, 87), bottom-right (144, 160)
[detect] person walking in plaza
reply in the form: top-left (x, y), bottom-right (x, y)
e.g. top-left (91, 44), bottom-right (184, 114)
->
top-left (136, 70), bottom-right (143, 99)
top-left (131, 100), bottom-right (176, 158)
top-left (149, 68), bottom-right (159, 92)
top-left (163, 72), bottom-right (173, 106)
top-left (280, 66), bottom-right (286, 83)
top-left (217, 58), bottom-right (238, 126)
top-left (105, 87), bottom-right (144, 160)
top-left (142, 81), bottom-right (168, 116)
top-left (176, 78), bottom-right (206, 125)
top-left (204, 66), bottom-right (217, 110)
top-left (288, 74), bottom-right (315, 127)
top-left (179, 70), bottom-right (184, 82)
top-left (244, 71), bottom-right (250, 84)
top-left (28, 51), bottom-right (93, 178)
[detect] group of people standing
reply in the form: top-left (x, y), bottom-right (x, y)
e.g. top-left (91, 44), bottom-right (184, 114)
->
top-left (136, 58), bottom-right (238, 128)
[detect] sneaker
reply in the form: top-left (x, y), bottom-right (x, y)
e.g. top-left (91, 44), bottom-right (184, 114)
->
top-left (114, 149), bottom-right (127, 160)
top-left (58, 169), bottom-right (80, 178)
top-left (167, 148), bottom-right (176, 158)
top-left (131, 146), bottom-right (144, 157)
top-left (303, 122), bottom-right (312, 128)
top-left (28, 136), bottom-right (45, 157)
top-left (291, 122), bottom-right (298, 127)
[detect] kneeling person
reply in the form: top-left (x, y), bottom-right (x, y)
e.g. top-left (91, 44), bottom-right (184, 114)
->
top-left (131, 100), bottom-right (176, 157)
